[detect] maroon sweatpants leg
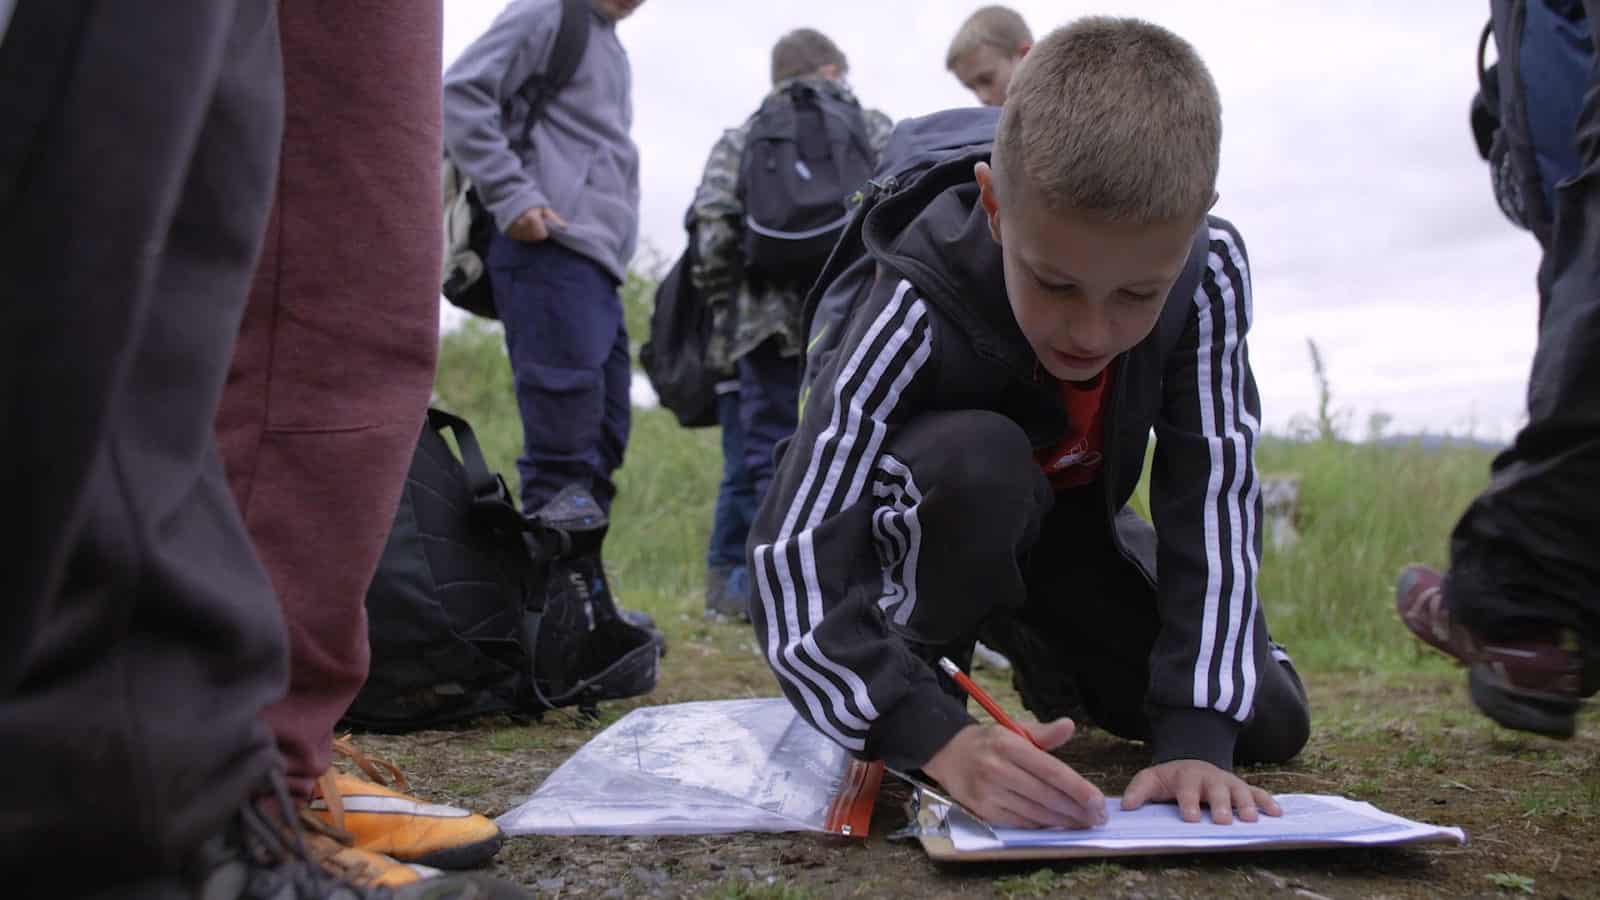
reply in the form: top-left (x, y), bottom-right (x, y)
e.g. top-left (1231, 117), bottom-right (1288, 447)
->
top-left (217, 0), bottom-right (443, 801)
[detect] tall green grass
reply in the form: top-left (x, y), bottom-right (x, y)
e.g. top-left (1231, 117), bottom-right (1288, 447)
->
top-left (434, 318), bottom-right (1495, 674)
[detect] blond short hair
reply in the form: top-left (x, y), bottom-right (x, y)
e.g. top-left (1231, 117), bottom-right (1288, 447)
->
top-left (993, 17), bottom-right (1221, 225)
top-left (771, 29), bottom-right (848, 85)
top-left (945, 6), bottom-right (1033, 71)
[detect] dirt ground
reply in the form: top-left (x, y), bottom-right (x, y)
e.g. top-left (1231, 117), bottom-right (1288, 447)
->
top-left (352, 622), bottom-right (1599, 899)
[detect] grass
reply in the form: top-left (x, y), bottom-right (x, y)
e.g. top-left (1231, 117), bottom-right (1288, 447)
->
top-left (404, 312), bottom-right (1600, 897)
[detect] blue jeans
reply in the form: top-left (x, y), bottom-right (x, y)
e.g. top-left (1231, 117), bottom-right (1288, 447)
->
top-left (708, 385), bottom-right (756, 570)
top-left (737, 338), bottom-right (802, 505)
top-left (488, 234), bottom-right (631, 515)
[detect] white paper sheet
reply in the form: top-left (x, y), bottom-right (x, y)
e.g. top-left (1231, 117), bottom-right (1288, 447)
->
top-left (949, 794), bottom-right (1466, 852)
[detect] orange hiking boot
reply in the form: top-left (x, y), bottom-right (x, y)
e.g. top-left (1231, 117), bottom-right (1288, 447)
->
top-left (296, 813), bottom-right (434, 889)
top-left (306, 736), bottom-right (506, 870)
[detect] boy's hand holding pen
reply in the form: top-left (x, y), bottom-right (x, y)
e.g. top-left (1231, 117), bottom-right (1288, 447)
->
top-left (922, 656), bottom-right (1108, 830)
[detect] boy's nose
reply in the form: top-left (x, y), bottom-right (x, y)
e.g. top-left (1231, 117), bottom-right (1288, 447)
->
top-left (1060, 306), bottom-right (1113, 356)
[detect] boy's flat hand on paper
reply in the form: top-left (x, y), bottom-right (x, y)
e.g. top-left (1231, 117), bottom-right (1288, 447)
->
top-left (1121, 759), bottom-right (1282, 824)
top-left (923, 719), bottom-right (1107, 829)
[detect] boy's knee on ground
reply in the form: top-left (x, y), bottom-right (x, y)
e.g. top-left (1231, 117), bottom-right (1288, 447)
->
top-left (1237, 661), bottom-right (1312, 765)
top-left (890, 410), bottom-right (1045, 518)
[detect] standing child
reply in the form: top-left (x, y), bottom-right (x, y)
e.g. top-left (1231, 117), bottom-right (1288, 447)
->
top-left (946, 5), bottom-right (1033, 107)
top-left (692, 28), bottom-right (894, 620)
top-left (751, 17), bottom-right (1310, 828)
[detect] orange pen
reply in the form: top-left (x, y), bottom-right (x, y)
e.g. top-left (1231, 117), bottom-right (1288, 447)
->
top-left (937, 656), bottom-right (1048, 751)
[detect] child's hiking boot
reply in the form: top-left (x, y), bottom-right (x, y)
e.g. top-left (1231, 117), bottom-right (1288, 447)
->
top-left (571, 552), bottom-right (668, 658)
top-left (304, 737), bottom-right (505, 870)
top-left (704, 564), bottom-right (752, 622)
top-left (187, 771), bottom-right (529, 899)
top-left (1395, 563), bottom-right (1589, 738)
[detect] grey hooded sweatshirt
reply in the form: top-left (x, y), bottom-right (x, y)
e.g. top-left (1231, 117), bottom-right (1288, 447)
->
top-left (443, 0), bottom-right (640, 283)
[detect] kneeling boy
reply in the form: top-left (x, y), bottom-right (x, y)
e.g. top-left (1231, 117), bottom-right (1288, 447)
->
top-left (748, 16), bottom-right (1310, 829)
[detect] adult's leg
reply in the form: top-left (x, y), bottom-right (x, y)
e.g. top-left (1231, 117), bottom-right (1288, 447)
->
top-left (0, 0), bottom-right (287, 890)
top-left (1449, 0), bottom-right (1600, 656)
top-left (215, 0), bottom-right (443, 802)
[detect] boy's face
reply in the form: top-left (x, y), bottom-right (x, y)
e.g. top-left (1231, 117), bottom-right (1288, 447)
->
top-left (952, 44), bottom-right (1028, 107)
top-left (976, 162), bottom-right (1199, 382)
top-left (591, 0), bottom-right (644, 21)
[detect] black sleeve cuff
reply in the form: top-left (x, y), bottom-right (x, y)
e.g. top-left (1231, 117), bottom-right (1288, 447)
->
top-left (866, 683), bottom-right (976, 772)
top-left (1147, 705), bottom-right (1241, 770)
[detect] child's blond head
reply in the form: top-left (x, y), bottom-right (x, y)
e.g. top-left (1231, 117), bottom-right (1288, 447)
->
top-left (993, 16), bottom-right (1221, 225)
top-left (945, 5), bottom-right (1033, 70)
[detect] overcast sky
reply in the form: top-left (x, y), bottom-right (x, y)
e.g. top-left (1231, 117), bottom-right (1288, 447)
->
top-left (445, 1), bottom-right (1541, 440)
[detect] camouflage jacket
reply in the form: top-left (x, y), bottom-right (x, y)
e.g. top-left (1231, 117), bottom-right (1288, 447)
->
top-left (690, 78), bottom-right (893, 371)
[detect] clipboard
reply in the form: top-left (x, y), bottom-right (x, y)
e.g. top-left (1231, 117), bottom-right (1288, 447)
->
top-left (897, 786), bottom-right (1467, 863)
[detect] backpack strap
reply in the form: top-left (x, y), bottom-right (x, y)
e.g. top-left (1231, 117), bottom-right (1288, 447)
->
top-left (424, 408), bottom-right (528, 538)
top-left (516, 0), bottom-right (593, 145)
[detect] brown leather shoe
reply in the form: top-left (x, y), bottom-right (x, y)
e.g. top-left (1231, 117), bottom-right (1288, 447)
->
top-left (1396, 564), bottom-right (1586, 738)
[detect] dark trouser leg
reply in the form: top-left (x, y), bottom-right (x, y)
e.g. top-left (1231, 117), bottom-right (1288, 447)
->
top-left (868, 411), bottom-right (1053, 678)
top-left (1449, 1), bottom-right (1600, 653)
top-left (215, 0), bottom-right (442, 800)
top-left (598, 286), bottom-right (632, 513)
top-left (737, 338), bottom-right (802, 505)
top-left (0, 0), bottom-right (287, 890)
top-left (488, 235), bottom-right (627, 515)
top-left (708, 384), bottom-right (756, 570)
top-left (1017, 504), bottom-right (1310, 766)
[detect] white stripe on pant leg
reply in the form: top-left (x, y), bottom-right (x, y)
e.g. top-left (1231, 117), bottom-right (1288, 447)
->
top-left (873, 506), bottom-right (909, 617)
top-left (875, 455), bottom-right (925, 627)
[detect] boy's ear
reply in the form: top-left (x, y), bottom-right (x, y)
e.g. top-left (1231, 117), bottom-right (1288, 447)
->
top-left (975, 161), bottom-right (1003, 244)
top-left (1015, 41), bottom-right (1032, 60)
top-left (1208, 191), bottom-right (1220, 212)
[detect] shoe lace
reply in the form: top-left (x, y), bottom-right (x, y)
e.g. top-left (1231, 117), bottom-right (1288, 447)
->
top-left (220, 771), bottom-right (390, 900)
top-left (331, 734), bottom-right (410, 792)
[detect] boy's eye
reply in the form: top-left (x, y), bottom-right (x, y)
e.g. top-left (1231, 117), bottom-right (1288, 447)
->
top-left (1034, 274), bottom-right (1075, 294)
top-left (1119, 289), bottom-right (1160, 303)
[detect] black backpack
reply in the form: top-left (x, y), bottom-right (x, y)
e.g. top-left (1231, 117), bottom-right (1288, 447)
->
top-left (639, 210), bottom-right (719, 428)
top-left (441, 0), bottom-right (592, 320)
top-left (800, 106), bottom-right (1001, 361)
top-left (737, 81), bottom-right (875, 282)
top-left (343, 409), bottom-right (660, 732)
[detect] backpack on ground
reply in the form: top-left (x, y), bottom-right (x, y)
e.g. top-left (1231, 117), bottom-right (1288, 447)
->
top-left (441, 0), bottom-right (591, 320)
top-left (639, 209), bottom-right (719, 428)
top-left (343, 408), bottom-right (660, 733)
top-left (737, 81), bottom-right (876, 282)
